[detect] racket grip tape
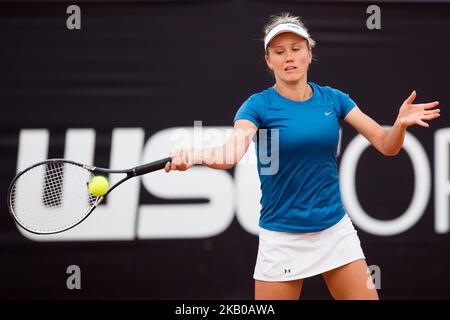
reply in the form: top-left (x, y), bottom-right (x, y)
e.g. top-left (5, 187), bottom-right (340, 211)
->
top-left (133, 157), bottom-right (172, 176)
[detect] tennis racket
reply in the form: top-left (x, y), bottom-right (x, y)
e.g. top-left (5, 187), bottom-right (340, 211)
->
top-left (7, 157), bottom-right (171, 235)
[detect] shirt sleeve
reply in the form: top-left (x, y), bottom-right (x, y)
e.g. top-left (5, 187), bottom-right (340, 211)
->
top-left (233, 94), bottom-right (263, 128)
top-left (335, 89), bottom-right (357, 119)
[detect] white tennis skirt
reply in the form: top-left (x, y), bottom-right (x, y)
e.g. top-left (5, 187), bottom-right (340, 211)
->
top-left (254, 213), bottom-right (366, 281)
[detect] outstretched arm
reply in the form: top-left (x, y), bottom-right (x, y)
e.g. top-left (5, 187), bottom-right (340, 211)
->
top-left (165, 119), bottom-right (258, 172)
top-left (344, 90), bottom-right (440, 156)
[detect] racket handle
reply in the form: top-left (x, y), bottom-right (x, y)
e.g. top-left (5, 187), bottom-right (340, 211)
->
top-left (133, 157), bottom-right (172, 176)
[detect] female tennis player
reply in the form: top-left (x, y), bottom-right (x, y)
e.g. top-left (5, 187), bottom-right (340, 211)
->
top-left (164, 12), bottom-right (440, 300)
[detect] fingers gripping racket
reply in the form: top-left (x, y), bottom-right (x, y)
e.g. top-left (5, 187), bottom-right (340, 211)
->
top-left (7, 157), bottom-right (171, 235)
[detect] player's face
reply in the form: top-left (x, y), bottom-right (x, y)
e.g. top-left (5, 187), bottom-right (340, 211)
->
top-left (265, 33), bottom-right (312, 84)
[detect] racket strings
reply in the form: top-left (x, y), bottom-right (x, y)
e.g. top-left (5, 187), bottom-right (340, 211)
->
top-left (9, 162), bottom-right (99, 234)
top-left (42, 164), bottom-right (65, 206)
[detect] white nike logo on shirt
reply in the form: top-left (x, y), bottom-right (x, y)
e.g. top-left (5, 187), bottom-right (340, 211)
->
top-left (325, 111), bottom-right (333, 116)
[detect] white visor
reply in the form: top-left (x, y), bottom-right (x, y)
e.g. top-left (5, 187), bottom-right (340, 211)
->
top-left (264, 23), bottom-right (310, 53)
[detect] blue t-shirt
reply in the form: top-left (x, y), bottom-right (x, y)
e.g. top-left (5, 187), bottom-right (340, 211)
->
top-left (233, 82), bottom-right (357, 233)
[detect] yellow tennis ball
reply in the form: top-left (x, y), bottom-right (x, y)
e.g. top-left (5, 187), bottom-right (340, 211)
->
top-left (88, 176), bottom-right (109, 197)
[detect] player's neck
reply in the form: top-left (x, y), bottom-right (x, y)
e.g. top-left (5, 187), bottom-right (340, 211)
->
top-left (274, 79), bottom-right (312, 102)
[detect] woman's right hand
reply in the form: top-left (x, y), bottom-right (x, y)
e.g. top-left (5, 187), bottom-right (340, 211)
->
top-left (164, 148), bottom-right (194, 173)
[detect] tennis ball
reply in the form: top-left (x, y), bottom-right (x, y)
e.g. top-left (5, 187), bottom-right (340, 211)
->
top-left (88, 176), bottom-right (109, 197)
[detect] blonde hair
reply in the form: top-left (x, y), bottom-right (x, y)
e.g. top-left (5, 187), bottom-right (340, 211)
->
top-left (263, 12), bottom-right (316, 50)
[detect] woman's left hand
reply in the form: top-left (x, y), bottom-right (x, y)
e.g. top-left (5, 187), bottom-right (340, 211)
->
top-left (397, 90), bottom-right (440, 128)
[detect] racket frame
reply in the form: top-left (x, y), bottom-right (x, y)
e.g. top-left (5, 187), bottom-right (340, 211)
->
top-left (7, 157), bottom-right (171, 235)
